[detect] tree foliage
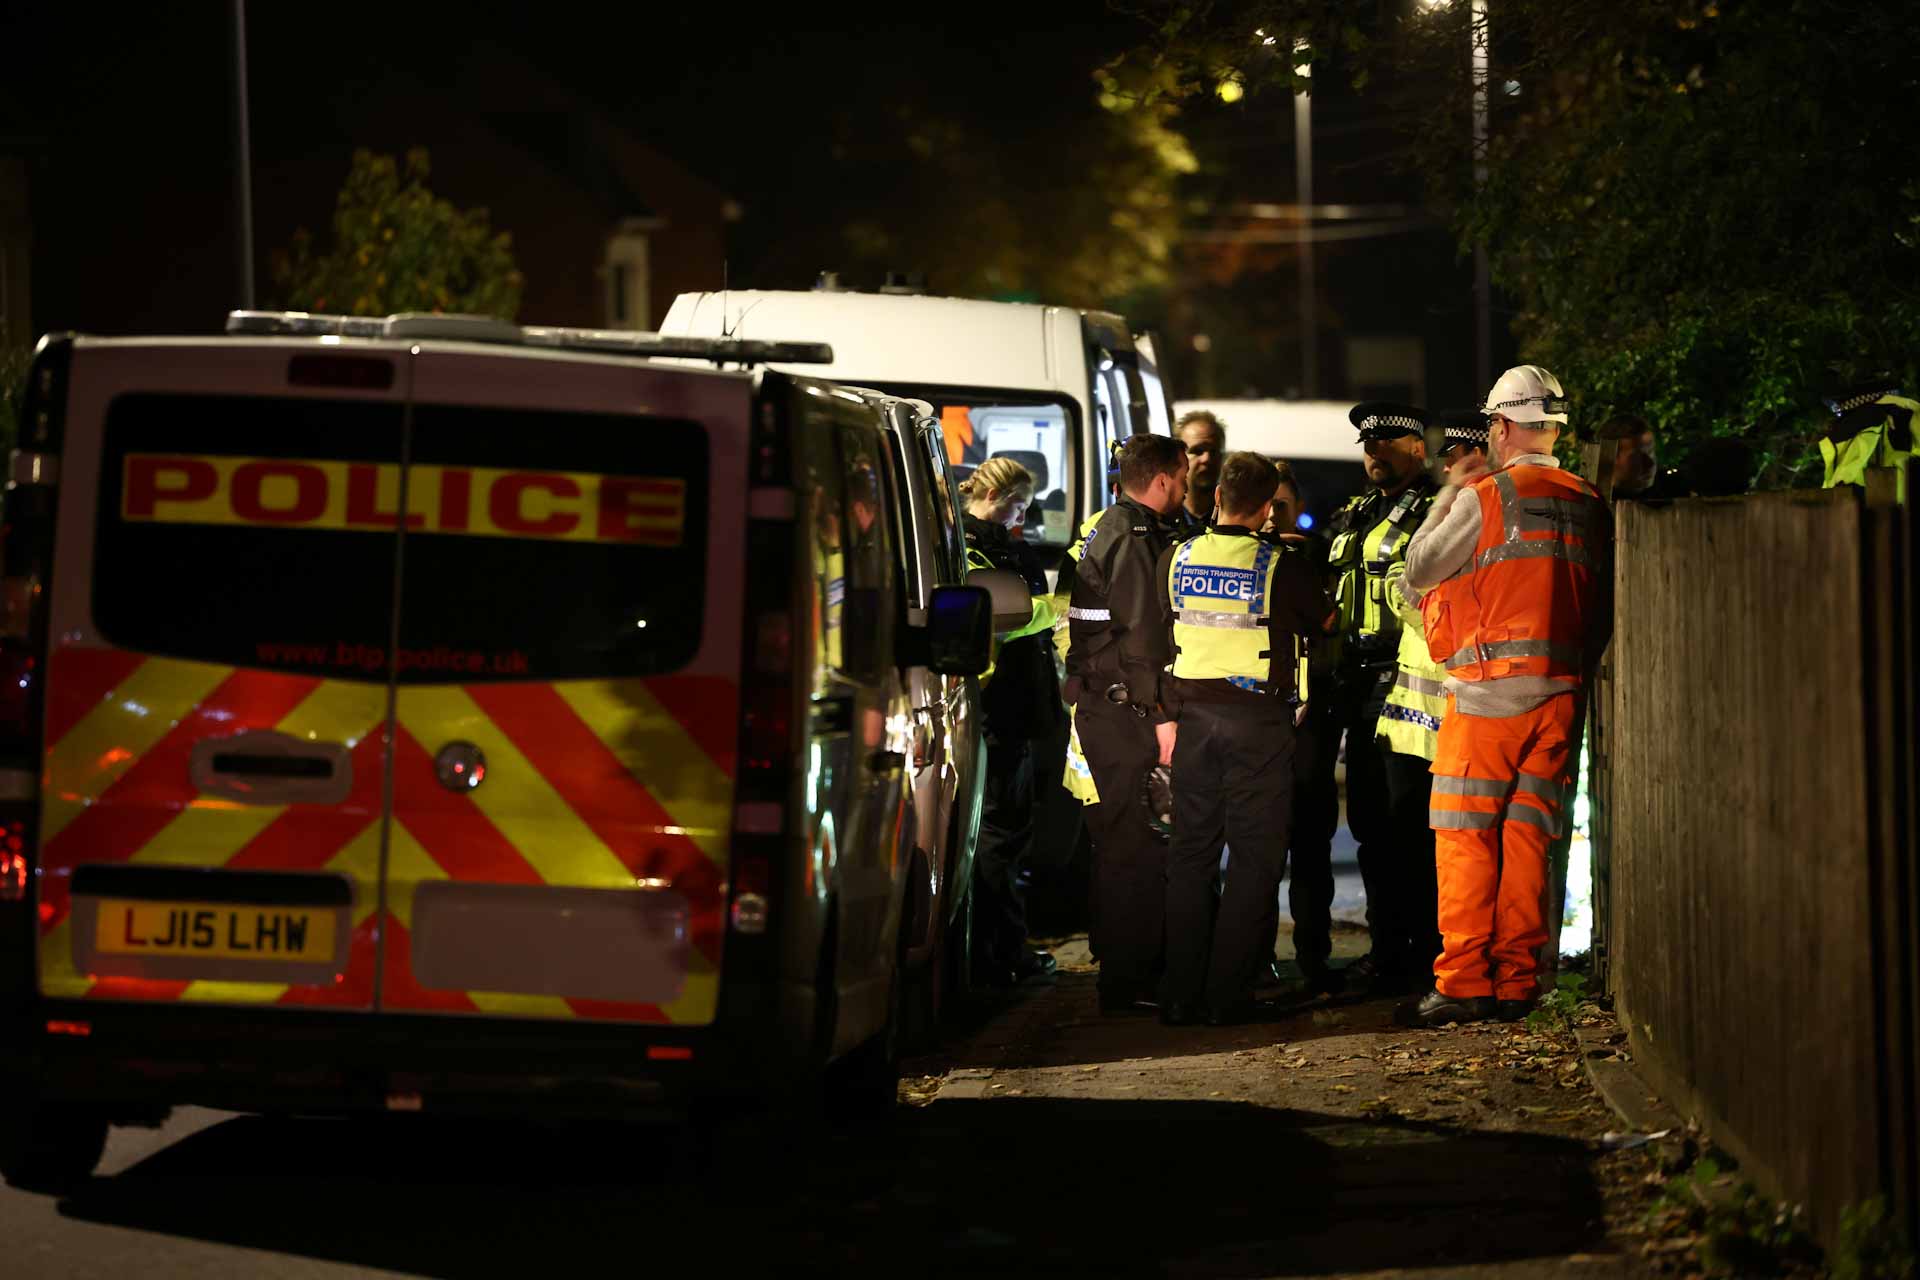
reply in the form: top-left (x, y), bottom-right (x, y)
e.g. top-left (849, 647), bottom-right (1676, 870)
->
top-left (272, 148), bottom-right (523, 319)
top-left (803, 67), bottom-right (1197, 308)
top-left (1116, 0), bottom-right (1920, 483)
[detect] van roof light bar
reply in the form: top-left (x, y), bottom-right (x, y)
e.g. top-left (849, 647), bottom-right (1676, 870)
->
top-left (520, 327), bottom-right (833, 365)
top-left (225, 311), bottom-right (831, 365)
top-left (227, 310), bottom-right (525, 343)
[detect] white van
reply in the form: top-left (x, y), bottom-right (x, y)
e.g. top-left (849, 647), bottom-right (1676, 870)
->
top-left (0, 314), bottom-right (1009, 1185)
top-left (1173, 399), bottom-right (1370, 534)
top-left (663, 289), bottom-right (1173, 567)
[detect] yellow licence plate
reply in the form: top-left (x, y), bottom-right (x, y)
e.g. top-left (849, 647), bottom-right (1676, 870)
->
top-left (93, 900), bottom-right (336, 962)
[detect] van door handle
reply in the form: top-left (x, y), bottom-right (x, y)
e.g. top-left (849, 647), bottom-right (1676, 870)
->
top-left (191, 731), bottom-right (353, 805)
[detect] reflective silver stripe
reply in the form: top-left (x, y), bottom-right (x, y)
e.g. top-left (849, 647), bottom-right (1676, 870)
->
top-left (1494, 470), bottom-right (1522, 543)
top-left (1067, 606), bottom-right (1112, 622)
top-left (1505, 803), bottom-right (1562, 837)
top-left (1514, 773), bottom-right (1568, 809)
top-left (1173, 610), bottom-right (1267, 630)
top-left (1430, 808), bottom-right (1499, 830)
top-left (1433, 774), bottom-right (1509, 798)
top-left (1396, 672), bottom-right (1447, 698)
top-left (1477, 539), bottom-right (1590, 570)
top-left (1446, 638), bottom-right (1582, 669)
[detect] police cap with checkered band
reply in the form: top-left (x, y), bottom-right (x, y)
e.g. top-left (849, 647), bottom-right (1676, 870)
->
top-left (1348, 401), bottom-right (1432, 442)
top-left (1435, 409), bottom-right (1491, 457)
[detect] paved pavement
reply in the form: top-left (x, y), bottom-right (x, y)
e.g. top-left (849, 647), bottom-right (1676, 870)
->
top-left (2, 930), bottom-right (1664, 1279)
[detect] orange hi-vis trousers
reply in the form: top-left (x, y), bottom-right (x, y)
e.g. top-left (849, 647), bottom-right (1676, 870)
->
top-left (1427, 692), bottom-right (1578, 1000)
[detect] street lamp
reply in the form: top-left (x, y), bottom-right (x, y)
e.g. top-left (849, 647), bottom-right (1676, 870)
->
top-left (1292, 38), bottom-right (1316, 398)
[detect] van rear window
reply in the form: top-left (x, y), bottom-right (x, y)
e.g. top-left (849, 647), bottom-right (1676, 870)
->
top-left (93, 394), bottom-right (708, 682)
top-left (397, 402), bottom-right (708, 683)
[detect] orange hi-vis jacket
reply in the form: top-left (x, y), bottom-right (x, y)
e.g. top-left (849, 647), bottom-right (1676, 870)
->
top-left (1419, 463), bottom-right (1607, 686)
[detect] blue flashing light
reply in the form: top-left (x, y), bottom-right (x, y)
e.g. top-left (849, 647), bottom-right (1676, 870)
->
top-left (1297, 512), bottom-right (1315, 530)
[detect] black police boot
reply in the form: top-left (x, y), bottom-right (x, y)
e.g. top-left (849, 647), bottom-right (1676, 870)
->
top-left (1495, 998), bottom-right (1535, 1022)
top-left (1160, 1000), bottom-right (1202, 1027)
top-left (1011, 949), bottom-right (1058, 982)
top-left (1299, 963), bottom-right (1347, 997)
top-left (1397, 988), bottom-right (1495, 1027)
top-left (1098, 986), bottom-right (1160, 1017)
top-left (1345, 953), bottom-right (1411, 997)
top-left (1205, 999), bottom-right (1261, 1027)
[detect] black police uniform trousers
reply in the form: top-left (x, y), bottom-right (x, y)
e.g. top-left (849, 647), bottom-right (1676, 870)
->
top-left (1288, 660), bottom-right (1403, 975)
top-left (972, 736), bottom-right (1035, 975)
top-left (1380, 746), bottom-right (1441, 980)
top-left (1166, 698), bottom-right (1295, 1010)
top-left (1076, 695), bottom-right (1164, 1000)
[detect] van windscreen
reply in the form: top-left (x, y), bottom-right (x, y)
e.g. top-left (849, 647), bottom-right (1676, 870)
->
top-left (92, 394), bottom-right (708, 683)
top-left (870, 385), bottom-right (1078, 549)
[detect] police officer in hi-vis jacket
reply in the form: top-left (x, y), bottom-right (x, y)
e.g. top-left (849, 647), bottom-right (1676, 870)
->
top-left (1295, 402), bottom-right (1439, 997)
top-left (1157, 451), bottom-right (1333, 1026)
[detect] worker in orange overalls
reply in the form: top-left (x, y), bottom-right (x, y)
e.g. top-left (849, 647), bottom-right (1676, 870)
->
top-left (1398, 366), bottom-right (1612, 1026)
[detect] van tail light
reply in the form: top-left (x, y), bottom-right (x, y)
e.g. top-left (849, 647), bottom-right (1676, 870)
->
top-left (0, 336), bottom-right (72, 944)
top-left (754, 611), bottom-right (793, 676)
top-left (730, 384), bottom-right (796, 954)
top-left (0, 819), bottom-right (27, 902)
top-left (739, 680), bottom-right (792, 775)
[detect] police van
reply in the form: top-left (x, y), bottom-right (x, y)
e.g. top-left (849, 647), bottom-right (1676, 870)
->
top-left (0, 313), bottom-right (1009, 1185)
top-left (661, 284), bottom-right (1175, 570)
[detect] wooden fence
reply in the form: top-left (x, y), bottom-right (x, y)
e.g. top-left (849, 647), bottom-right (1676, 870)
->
top-left (1603, 478), bottom-right (1917, 1247)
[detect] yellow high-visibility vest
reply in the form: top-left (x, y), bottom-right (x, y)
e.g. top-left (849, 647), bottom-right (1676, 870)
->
top-left (1167, 530), bottom-right (1292, 694)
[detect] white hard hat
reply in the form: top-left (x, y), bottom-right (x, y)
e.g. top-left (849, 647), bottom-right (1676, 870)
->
top-left (1484, 364), bottom-right (1569, 424)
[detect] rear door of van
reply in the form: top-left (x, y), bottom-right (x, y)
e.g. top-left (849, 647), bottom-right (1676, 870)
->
top-left (39, 340), bottom-right (403, 1012)
top-left (382, 348), bottom-right (747, 1026)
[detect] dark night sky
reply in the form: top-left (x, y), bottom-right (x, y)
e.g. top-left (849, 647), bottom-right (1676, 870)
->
top-left (0, 3), bottom-right (1502, 408)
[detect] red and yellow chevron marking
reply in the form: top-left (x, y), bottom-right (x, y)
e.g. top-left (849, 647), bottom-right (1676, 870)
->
top-left (36, 645), bottom-right (737, 1025)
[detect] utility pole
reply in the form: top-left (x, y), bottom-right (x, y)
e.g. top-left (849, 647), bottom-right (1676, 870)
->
top-left (1471, 0), bottom-right (1490, 392)
top-left (232, 0), bottom-right (256, 309)
top-left (1292, 40), bottom-right (1317, 399)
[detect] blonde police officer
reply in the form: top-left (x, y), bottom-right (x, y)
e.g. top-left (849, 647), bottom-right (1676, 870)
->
top-left (1158, 452), bottom-right (1333, 1026)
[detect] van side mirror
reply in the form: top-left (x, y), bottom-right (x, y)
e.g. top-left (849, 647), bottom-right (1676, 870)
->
top-left (964, 566), bottom-right (1036, 633)
top-left (925, 585), bottom-right (992, 676)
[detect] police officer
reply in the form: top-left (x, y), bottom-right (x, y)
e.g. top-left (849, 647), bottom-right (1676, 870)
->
top-left (1369, 412), bottom-right (1480, 990)
top-left (1819, 376), bottom-right (1915, 501)
top-left (1067, 433), bottom-right (1190, 1016)
top-left (1160, 452), bottom-right (1333, 1025)
top-left (1175, 410), bottom-right (1227, 536)
top-left (961, 456), bottom-right (1063, 986)
top-left (1434, 410), bottom-right (1489, 483)
top-left (1305, 402), bottom-right (1439, 997)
